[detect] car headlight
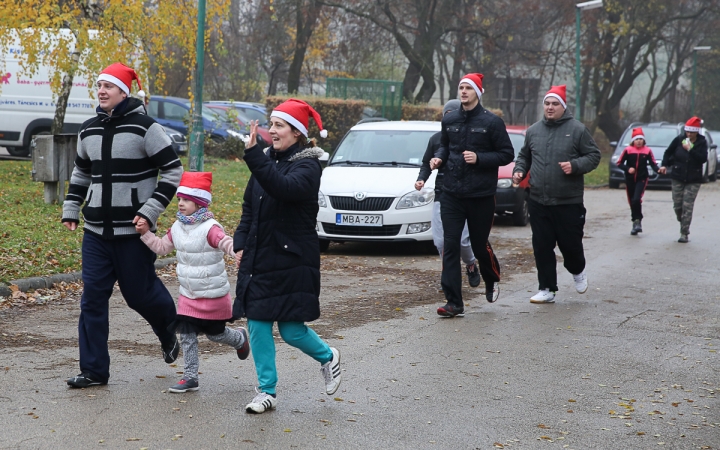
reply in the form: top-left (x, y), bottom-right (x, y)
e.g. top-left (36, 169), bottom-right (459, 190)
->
top-left (497, 179), bottom-right (513, 189)
top-left (611, 155), bottom-right (619, 163)
top-left (318, 191), bottom-right (327, 208)
top-left (396, 189), bottom-right (434, 209)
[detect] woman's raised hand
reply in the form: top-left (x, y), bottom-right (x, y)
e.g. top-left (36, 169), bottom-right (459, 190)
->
top-left (247, 120), bottom-right (259, 148)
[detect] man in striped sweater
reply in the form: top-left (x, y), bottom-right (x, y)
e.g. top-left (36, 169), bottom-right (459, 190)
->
top-left (61, 63), bottom-right (184, 388)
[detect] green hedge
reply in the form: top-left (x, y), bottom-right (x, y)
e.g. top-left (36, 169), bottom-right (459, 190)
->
top-left (266, 96), bottom-right (368, 152)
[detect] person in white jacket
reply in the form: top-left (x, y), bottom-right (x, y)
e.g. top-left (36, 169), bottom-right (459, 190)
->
top-left (136, 171), bottom-right (250, 393)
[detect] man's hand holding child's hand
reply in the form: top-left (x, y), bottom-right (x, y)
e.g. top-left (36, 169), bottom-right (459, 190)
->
top-left (134, 216), bottom-right (149, 235)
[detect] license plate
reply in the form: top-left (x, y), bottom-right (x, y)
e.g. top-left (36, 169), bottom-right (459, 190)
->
top-left (336, 213), bottom-right (383, 226)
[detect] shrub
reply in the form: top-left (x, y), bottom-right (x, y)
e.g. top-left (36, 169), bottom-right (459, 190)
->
top-left (402, 103), bottom-right (442, 121)
top-left (266, 95), bottom-right (368, 152)
top-left (203, 136), bottom-right (245, 159)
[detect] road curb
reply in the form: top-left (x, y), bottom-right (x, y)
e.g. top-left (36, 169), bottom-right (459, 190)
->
top-left (0, 257), bottom-right (177, 297)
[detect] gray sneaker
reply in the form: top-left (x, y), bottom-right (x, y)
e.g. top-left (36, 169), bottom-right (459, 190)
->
top-left (168, 377), bottom-right (199, 393)
top-left (678, 234), bottom-right (689, 243)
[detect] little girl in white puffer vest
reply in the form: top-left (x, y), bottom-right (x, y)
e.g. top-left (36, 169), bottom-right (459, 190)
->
top-left (136, 171), bottom-right (249, 393)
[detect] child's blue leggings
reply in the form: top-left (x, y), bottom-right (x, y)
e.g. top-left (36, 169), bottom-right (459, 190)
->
top-left (247, 320), bottom-right (333, 395)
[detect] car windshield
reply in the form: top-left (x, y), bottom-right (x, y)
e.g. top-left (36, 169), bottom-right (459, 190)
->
top-left (617, 127), bottom-right (679, 162)
top-left (508, 133), bottom-right (525, 157)
top-left (184, 102), bottom-right (227, 122)
top-left (329, 130), bottom-right (436, 166)
top-left (240, 108), bottom-right (267, 123)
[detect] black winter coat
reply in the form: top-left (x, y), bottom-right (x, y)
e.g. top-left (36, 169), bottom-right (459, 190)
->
top-left (661, 134), bottom-right (708, 184)
top-left (434, 104), bottom-right (514, 198)
top-left (417, 131), bottom-right (443, 201)
top-left (232, 142), bottom-right (324, 322)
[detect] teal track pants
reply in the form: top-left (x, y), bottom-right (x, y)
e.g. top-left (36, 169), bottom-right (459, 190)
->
top-left (247, 320), bottom-right (333, 395)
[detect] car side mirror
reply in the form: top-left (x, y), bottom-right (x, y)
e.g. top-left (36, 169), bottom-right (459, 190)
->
top-left (711, 144), bottom-right (717, 150)
top-left (319, 151), bottom-right (330, 168)
top-left (609, 141), bottom-right (618, 148)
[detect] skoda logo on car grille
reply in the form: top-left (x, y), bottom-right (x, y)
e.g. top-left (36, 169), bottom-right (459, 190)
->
top-left (354, 192), bottom-right (367, 201)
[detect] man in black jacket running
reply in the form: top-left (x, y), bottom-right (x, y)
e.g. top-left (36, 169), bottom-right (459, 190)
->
top-left (430, 73), bottom-right (514, 317)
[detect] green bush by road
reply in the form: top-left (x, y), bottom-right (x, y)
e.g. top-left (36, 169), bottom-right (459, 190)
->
top-left (0, 157), bottom-right (250, 284)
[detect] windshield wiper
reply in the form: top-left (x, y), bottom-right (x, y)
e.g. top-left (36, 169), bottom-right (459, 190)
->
top-left (379, 161), bottom-right (421, 167)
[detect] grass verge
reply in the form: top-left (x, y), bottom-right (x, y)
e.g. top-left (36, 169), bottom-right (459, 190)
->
top-left (585, 153), bottom-right (610, 186)
top-left (0, 156), bottom-right (250, 283)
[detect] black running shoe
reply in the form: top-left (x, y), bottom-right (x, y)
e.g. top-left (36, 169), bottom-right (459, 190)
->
top-left (67, 373), bottom-right (106, 388)
top-left (236, 327), bottom-right (250, 360)
top-left (466, 262), bottom-right (481, 288)
top-left (162, 335), bottom-right (180, 364)
top-left (485, 281), bottom-right (499, 303)
top-left (437, 303), bottom-right (464, 318)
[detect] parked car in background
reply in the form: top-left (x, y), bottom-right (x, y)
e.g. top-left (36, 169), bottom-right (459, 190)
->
top-left (317, 121), bottom-right (439, 251)
top-left (205, 101), bottom-right (268, 126)
top-left (204, 103), bottom-right (271, 144)
top-left (708, 130), bottom-right (720, 178)
top-left (609, 122), bottom-right (717, 188)
top-left (497, 126), bottom-right (530, 226)
top-left (162, 126), bottom-right (187, 155)
top-left (146, 96), bottom-right (231, 142)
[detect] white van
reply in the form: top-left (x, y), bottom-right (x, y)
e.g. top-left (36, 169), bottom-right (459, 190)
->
top-left (0, 33), bottom-right (96, 156)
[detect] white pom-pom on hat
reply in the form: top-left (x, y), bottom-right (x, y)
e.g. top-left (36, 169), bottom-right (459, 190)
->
top-left (320, 129), bottom-right (328, 138)
top-left (137, 90), bottom-right (146, 98)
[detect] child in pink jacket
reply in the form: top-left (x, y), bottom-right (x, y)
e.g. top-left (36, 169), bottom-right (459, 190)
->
top-left (136, 171), bottom-right (249, 393)
top-left (616, 127), bottom-right (660, 235)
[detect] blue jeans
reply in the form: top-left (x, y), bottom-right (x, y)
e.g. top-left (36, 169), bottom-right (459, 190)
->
top-left (78, 232), bottom-right (176, 383)
top-left (247, 320), bottom-right (332, 395)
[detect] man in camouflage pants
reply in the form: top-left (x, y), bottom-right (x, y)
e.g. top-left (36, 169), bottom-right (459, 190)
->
top-left (659, 117), bottom-right (708, 243)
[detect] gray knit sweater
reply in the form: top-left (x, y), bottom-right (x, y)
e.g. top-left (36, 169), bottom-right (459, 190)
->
top-left (62, 97), bottom-right (183, 239)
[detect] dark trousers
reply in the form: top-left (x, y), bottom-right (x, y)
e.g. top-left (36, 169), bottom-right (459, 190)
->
top-left (528, 199), bottom-right (586, 292)
top-left (78, 232), bottom-right (177, 383)
top-left (625, 177), bottom-right (648, 221)
top-left (440, 193), bottom-right (500, 307)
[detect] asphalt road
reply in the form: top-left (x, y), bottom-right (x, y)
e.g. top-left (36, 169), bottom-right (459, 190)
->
top-left (1, 185), bottom-right (719, 449)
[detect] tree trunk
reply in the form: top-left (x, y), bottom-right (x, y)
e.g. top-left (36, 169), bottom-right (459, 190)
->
top-left (51, 50), bottom-right (80, 135)
top-left (287, 0), bottom-right (322, 94)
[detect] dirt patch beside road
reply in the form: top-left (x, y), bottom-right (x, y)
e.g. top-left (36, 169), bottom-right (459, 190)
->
top-left (0, 237), bottom-right (535, 356)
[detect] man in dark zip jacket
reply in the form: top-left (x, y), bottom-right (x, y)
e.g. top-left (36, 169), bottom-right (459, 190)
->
top-left (415, 99), bottom-right (479, 289)
top-left (61, 63), bottom-right (183, 388)
top-left (512, 85), bottom-right (600, 304)
top-left (429, 73), bottom-right (515, 317)
top-left (658, 116), bottom-right (708, 243)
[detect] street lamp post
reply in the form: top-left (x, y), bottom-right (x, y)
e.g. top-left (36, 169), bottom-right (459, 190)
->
top-left (575, 0), bottom-right (603, 123)
top-left (188, 0), bottom-right (207, 172)
top-left (691, 46), bottom-right (711, 117)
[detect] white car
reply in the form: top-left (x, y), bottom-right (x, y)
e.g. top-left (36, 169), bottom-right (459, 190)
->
top-left (317, 120), bottom-right (439, 251)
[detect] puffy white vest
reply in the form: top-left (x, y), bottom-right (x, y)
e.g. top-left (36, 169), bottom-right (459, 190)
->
top-left (171, 219), bottom-right (230, 299)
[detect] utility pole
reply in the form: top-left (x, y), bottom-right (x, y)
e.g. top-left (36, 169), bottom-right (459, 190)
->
top-left (188, 0), bottom-right (207, 172)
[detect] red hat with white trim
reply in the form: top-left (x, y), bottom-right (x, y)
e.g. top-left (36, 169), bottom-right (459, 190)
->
top-left (177, 172), bottom-right (212, 207)
top-left (631, 127), bottom-right (645, 142)
top-left (685, 116), bottom-right (702, 133)
top-left (97, 62), bottom-right (145, 98)
top-left (543, 85), bottom-right (567, 109)
top-left (459, 73), bottom-right (484, 100)
top-left (271, 98), bottom-right (327, 138)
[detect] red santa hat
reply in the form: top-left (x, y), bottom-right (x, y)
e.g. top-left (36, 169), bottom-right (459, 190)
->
top-left (543, 85), bottom-right (567, 109)
top-left (271, 98), bottom-right (327, 138)
top-left (458, 73), bottom-right (484, 99)
top-left (684, 116), bottom-right (702, 133)
top-left (177, 172), bottom-right (212, 207)
top-left (97, 62), bottom-right (145, 98)
top-left (631, 127), bottom-right (645, 143)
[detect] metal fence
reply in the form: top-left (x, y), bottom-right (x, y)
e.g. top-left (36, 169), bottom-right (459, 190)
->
top-left (326, 78), bottom-right (403, 120)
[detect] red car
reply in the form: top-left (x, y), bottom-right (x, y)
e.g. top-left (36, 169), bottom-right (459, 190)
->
top-left (496, 126), bottom-right (530, 226)
top-left (204, 104), bottom-right (272, 145)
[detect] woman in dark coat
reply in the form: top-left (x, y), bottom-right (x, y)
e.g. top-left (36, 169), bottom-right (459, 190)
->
top-left (233, 99), bottom-right (341, 414)
top-left (658, 116), bottom-right (708, 243)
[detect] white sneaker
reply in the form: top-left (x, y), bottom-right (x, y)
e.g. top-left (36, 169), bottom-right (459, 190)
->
top-left (245, 388), bottom-right (277, 414)
top-left (530, 289), bottom-right (555, 303)
top-left (320, 347), bottom-right (342, 395)
top-left (573, 270), bottom-right (588, 294)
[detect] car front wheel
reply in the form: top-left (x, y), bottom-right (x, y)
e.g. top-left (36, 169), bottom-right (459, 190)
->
top-left (319, 239), bottom-right (330, 252)
top-left (512, 192), bottom-right (530, 226)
